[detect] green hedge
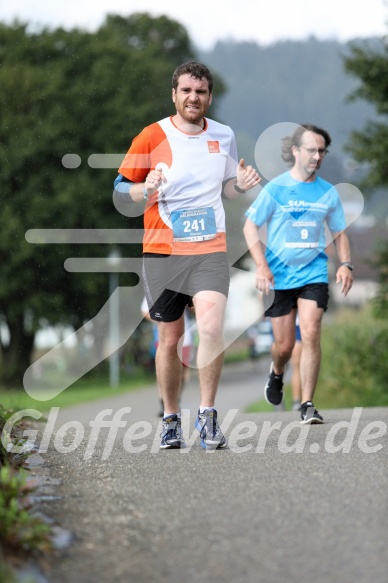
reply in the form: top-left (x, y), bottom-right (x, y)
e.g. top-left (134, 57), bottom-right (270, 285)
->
top-left (317, 307), bottom-right (388, 408)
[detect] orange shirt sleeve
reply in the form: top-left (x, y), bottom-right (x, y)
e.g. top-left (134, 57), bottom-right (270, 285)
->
top-left (118, 123), bottom-right (169, 183)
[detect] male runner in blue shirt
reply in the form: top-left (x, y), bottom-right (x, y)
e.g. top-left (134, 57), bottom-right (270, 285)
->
top-left (244, 124), bottom-right (353, 423)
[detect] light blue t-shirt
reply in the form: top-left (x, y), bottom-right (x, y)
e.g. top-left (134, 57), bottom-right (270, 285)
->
top-left (245, 172), bottom-right (346, 289)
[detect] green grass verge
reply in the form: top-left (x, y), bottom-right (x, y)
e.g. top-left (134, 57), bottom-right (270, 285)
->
top-left (0, 346), bottom-right (250, 413)
top-left (244, 385), bottom-right (297, 413)
top-left (0, 368), bottom-right (156, 413)
top-left (246, 304), bottom-right (388, 412)
top-left (315, 306), bottom-right (388, 408)
top-left (224, 347), bottom-right (250, 364)
top-left (3, 306), bottom-right (388, 415)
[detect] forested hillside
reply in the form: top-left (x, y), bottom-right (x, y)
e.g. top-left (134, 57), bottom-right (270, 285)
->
top-left (200, 37), bottom-right (380, 188)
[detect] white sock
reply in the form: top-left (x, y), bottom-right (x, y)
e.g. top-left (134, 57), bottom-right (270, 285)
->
top-left (163, 411), bottom-right (181, 419)
top-left (199, 406), bottom-right (215, 414)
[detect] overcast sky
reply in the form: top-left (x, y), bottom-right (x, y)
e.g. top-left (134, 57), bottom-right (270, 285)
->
top-left (1, 0), bottom-right (387, 49)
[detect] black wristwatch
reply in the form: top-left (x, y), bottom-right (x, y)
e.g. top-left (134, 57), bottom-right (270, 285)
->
top-left (341, 262), bottom-right (354, 271)
top-left (234, 182), bottom-right (245, 194)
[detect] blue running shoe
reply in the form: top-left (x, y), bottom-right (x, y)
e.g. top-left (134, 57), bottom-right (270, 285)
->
top-left (160, 414), bottom-right (185, 449)
top-left (195, 408), bottom-right (227, 450)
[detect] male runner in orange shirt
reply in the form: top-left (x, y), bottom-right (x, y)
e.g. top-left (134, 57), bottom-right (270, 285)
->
top-left (115, 61), bottom-right (260, 449)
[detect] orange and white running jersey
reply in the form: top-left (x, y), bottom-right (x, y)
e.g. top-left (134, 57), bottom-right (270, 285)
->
top-left (118, 116), bottom-right (238, 255)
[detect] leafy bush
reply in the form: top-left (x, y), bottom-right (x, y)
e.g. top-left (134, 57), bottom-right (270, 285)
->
top-left (0, 405), bottom-right (52, 582)
top-left (0, 556), bottom-right (18, 583)
top-left (317, 307), bottom-right (388, 408)
top-left (0, 466), bottom-right (52, 554)
top-left (0, 406), bottom-right (30, 469)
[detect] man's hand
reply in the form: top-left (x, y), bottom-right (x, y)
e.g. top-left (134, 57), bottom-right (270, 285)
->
top-left (336, 265), bottom-right (353, 297)
top-left (236, 158), bottom-right (261, 191)
top-left (144, 168), bottom-right (167, 196)
top-left (256, 264), bottom-right (274, 295)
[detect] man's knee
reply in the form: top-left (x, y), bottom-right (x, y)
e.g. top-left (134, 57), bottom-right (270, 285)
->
top-left (158, 322), bottom-right (184, 350)
top-left (300, 320), bottom-right (322, 346)
top-left (274, 341), bottom-right (294, 361)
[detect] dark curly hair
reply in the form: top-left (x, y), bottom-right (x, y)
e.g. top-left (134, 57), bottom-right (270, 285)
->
top-left (172, 61), bottom-right (213, 93)
top-left (282, 124), bottom-right (331, 165)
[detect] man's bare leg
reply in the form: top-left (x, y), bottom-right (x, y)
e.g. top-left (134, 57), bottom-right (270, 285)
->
top-left (192, 290), bottom-right (228, 449)
top-left (270, 309), bottom-right (297, 374)
top-left (290, 340), bottom-right (303, 405)
top-left (155, 317), bottom-right (184, 414)
top-left (193, 291), bottom-right (227, 408)
top-left (297, 298), bottom-right (324, 403)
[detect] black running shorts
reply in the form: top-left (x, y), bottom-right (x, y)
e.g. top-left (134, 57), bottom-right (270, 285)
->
top-left (265, 283), bottom-right (329, 317)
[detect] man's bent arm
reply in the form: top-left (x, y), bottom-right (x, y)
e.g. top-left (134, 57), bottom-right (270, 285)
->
top-left (243, 218), bottom-right (274, 292)
top-left (243, 219), bottom-right (267, 267)
top-left (113, 172), bottom-right (164, 203)
top-left (223, 159), bottom-right (261, 199)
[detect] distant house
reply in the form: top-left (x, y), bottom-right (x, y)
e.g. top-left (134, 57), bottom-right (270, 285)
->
top-left (224, 267), bottom-right (264, 340)
top-left (330, 223), bottom-right (386, 307)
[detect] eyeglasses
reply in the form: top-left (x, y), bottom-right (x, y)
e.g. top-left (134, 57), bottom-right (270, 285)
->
top-left (299, 145), bottom-right (329, 156)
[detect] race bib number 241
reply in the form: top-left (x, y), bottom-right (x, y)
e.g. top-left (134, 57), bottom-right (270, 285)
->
top-left (171, 207), bottom-right (217, 242)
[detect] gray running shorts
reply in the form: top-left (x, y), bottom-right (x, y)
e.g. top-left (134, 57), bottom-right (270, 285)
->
top-left (142, 252), bottom-right (230, 322)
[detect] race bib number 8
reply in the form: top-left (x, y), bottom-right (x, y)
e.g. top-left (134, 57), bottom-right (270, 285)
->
top-left (171, 207), bottom-right (217, 242)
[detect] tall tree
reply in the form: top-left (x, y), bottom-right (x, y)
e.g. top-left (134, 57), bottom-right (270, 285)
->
top-left (0, 14), bottom-right (203, 385)
top-left (344, 38), bottom-right (388, 190)
top-left (344, 37), bottom-right (388, 318)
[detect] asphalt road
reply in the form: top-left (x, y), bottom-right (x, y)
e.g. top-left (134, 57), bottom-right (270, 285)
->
top-left (29, 358), bottom-right (388, 583)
